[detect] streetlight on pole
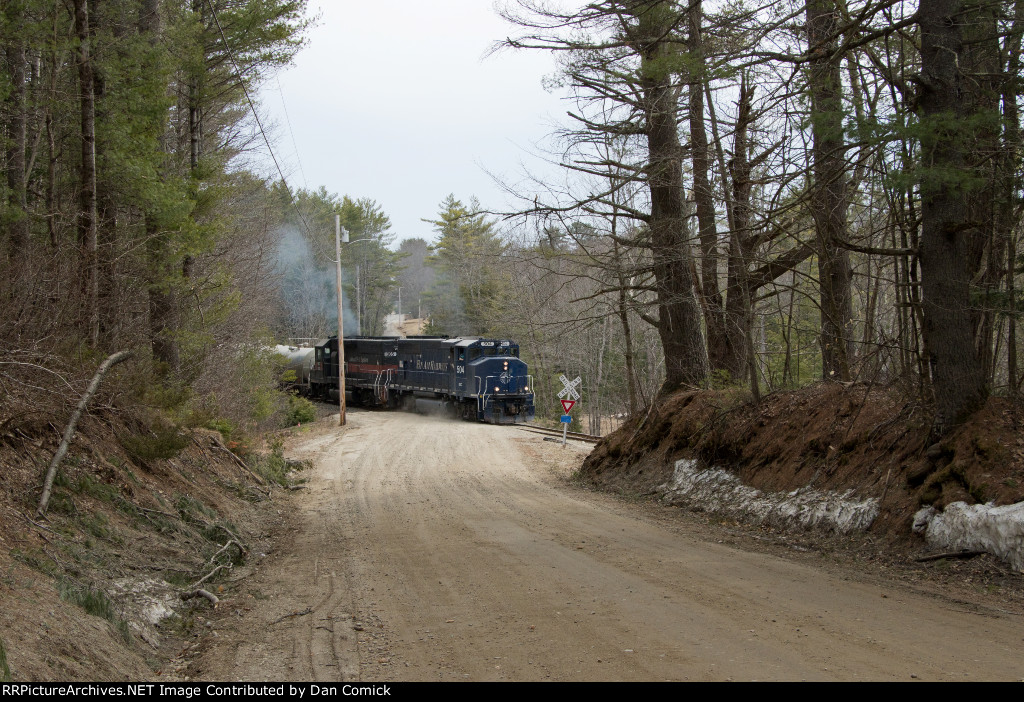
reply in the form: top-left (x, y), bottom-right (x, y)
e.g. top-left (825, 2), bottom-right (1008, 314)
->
top-left (334, 222), bottom-right (377, 428)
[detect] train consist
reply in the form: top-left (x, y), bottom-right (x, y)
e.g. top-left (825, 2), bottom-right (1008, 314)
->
top-left (277, 336), bottom-right (535, 425)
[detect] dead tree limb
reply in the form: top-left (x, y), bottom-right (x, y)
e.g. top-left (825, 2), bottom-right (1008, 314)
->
top-left (21, 511), bottom-right (60, 535)
top-left (915, 550), bottom-right (986, 563)
top-left (207, 437), bottom-right (266, 487)
top-left (187, 563), bottom-right (231, 590)
top-left (136, 506), bottom-right (178, 519)
top-left (181, 589), bottom-right (220, 606)
top-left (37, 350), bottom-right (133, 517)
top-left (209, 539), bottom-right (247, 565)
top-left (271, 607), bottom-right (313, 624)
top-left (203, 523), bottom-right (246, 548)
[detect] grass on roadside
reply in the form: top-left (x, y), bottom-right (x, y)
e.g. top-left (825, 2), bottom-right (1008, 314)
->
top-left (0, 637), bottom-right (11, 682)
top-left (57, 579), bottom-right (132, 644)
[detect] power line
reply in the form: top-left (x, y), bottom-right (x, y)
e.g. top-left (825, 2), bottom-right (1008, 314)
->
top-left (276, 74), bottom-right (310, 192)
top-left (203, 0), bottom-right (315, 239)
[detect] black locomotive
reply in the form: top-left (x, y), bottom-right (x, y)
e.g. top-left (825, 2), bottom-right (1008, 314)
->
top-left (305, 335), bottom-right (535, 425)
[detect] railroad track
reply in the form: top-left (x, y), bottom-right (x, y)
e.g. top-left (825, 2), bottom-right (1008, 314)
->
top-left (516, 424), bottom-right (603, 444)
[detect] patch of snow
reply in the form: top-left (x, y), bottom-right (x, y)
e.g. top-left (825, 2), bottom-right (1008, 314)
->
top-left (108, 577), bottom-right (181, 648)
top-left (659, 458), bottom-right (879, 533)
top-left (913, 502), bottom-right (1024, 571)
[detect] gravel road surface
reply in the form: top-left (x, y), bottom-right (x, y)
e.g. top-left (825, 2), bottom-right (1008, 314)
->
top-left (190, 411), bottom-right (1024, 681)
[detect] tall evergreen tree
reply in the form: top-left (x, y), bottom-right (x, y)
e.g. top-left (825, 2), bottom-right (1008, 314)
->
top-left (425, 195), bottom-right (508, 336)
top-left (917, 0), bottom-right (1000, 433)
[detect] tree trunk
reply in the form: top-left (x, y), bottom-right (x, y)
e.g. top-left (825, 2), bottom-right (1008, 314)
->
top-left (613, 238), bottom-right (639, 415)
top-left (593, 315), bottom-right (609, 435)
top-left (74, 0), bottom-right (99, 347)
top-left (5, 1), bottom-right (29, 298)
top-left (964, 0), bottom-right (1003, 384)
top-left (687, 1), bottom-right (726, 373)
top-left (139, 0), bottom-right (180, 374)
top-left (725, 76), bottom-right (759, 403)
top-left (998, 0), bottom-right (1024, 393)
top-left (724, 77), bottom-right (755, 383)
top-left (917, 0), bottom-right (991, 433)
top-left (148, 222), bottom-right (180, 375)
top-left (637, 5), bottom-right (708, 392)
top-left (45, 42), bottom-right (57, 250)
top-left (807, 0), bottom-right (852, 381)
top-left (181, 0), bottom-right (203, 310)
top-left (95, 0), bottom-right (122, 348)
top-left (189, 0), bottom-right (203, 173)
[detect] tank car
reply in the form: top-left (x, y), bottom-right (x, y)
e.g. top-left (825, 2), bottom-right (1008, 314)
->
top-left (274, 344), bottom-right (314, 391)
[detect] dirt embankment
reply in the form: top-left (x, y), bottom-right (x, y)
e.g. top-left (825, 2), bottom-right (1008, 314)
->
top-left (0, 410), bottom-right (293, 681)
top-left (582, 383), bottom-right (1024, 543)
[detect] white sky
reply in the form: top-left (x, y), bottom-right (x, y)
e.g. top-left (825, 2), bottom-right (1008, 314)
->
top-left (259, 0), bottom-right (569, 244)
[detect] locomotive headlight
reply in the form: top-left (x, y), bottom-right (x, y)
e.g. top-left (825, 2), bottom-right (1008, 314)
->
top-left (524, 386), bottom-right (529, 392)
top-left (495, 386), bottom-right (500, 392)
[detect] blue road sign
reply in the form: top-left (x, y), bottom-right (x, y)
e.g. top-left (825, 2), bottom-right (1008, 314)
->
top-left (560, 415), bottom-right (572, 423)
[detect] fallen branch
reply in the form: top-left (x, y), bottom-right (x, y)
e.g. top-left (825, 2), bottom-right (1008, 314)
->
top-left (187, 563), bottom-right (231, 590)
top-left (210, 439), bottom-right (266, 487)
top-left (181, 589), bottom-right (220, 606)
top-left (37, 350), bottom-right (133, 517)
top-left (209, 539), bottom-right (247, 565)
top-left (135, 505), bottom-right (248, 553)
top-left (21, 512), bottom-right (60, 536)
top-left (0, 409), bottom-right (47, 436)
top-left (42, 547), bottom-right (63, 568)
top-left (915, 550), bottom-right (987, 563)
top-left (879, 468), bottom-right (892, 503)
top-left (271, 606), bottom-right (313, 625)
top-left (130, 564), bottom-right (194, 574)
top-left (136, 506), bottom-right (178, 519)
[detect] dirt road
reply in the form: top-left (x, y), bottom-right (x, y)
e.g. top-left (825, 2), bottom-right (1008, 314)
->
top-left (190, 411), bottom-right (1023, 681)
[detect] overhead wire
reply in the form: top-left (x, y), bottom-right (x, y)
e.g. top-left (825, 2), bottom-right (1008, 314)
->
top-left (203, 0), bottom-right (315, 240)
top-left (276, 75), bottom-right (310, 192)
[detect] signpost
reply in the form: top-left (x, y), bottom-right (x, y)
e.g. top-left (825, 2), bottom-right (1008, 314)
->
top-left (557, 375), bottom-right (582, 446)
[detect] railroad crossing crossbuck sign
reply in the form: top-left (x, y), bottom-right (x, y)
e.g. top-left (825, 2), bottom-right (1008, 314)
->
top-left (557, 375), bottom-right (581, 447)
top-left (558, 374), bottom-right (581, 402)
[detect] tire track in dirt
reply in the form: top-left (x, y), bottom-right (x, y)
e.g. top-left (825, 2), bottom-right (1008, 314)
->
top-left (281, 429), bottom-right (362, 682)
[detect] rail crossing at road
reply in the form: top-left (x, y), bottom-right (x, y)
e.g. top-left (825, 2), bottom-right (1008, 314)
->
top-left (558, 374), bottom-right (581, 445)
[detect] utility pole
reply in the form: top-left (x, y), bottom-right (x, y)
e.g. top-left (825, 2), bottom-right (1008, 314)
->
top-left (335, 214), bottom-right (347, 426)
top-left (355, 263), bottom-right (362, 335)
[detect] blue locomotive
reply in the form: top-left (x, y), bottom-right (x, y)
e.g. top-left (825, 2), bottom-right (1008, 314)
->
top-left (305, 336), bottom-right (535, 424)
